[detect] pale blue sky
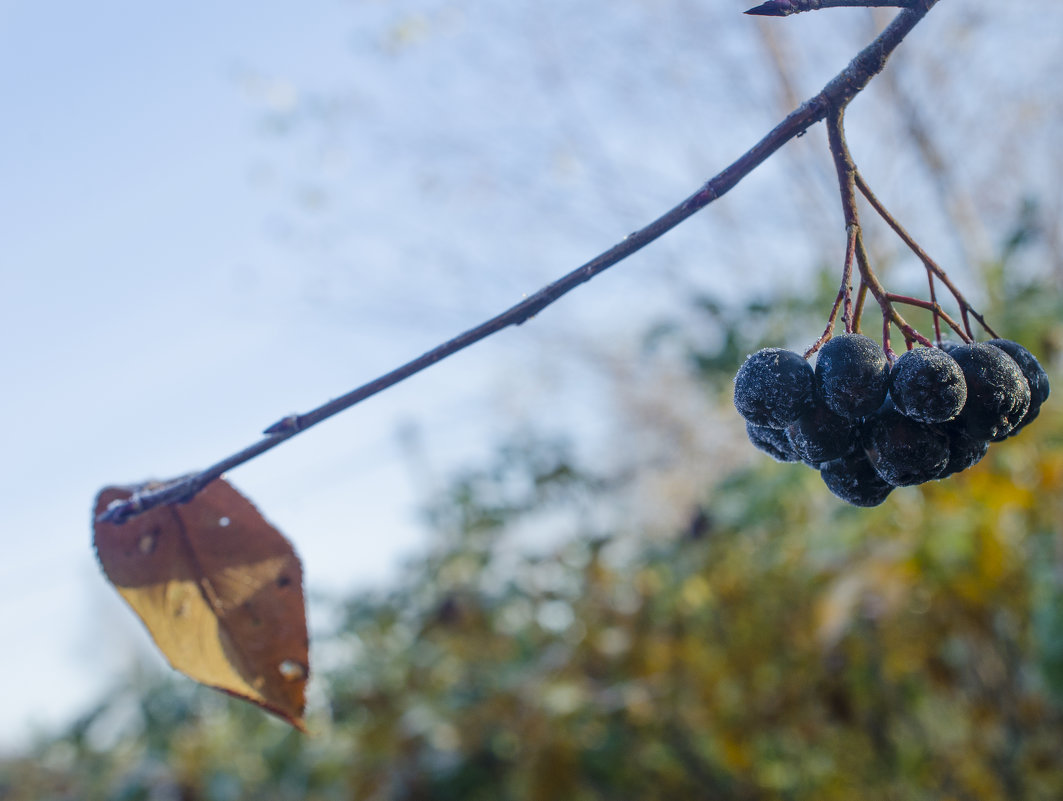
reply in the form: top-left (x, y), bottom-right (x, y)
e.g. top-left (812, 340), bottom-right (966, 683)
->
top-left (1, 0), bottom-right (1059, 747)
top-left (0, 0), bottom-right (450, 743)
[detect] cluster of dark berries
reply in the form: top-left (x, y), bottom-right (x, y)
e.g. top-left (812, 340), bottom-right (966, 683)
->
top-left (733, 333), bottom-right (1050, 507)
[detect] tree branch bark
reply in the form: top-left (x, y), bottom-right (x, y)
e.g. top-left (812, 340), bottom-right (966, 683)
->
top-left (97, 1), bottom-right (941, 524)
top-left (746, 0), bottom-right (915, 17)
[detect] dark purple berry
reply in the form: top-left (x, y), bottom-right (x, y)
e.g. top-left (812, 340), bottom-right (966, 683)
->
top-left (951, 343), bottom-right (1031, 440)
top-left (863, 405), bottom-right (950, 486)
top-left (820, 451), bottom-right (893, 507)
top-left (938, 421), bottom-right (989, 477)
top-left (746, 422), bottom-right (801, 463)
top-left (888, 346), bottom-right (967, 424)
top-left (785, 399), bottom-right (859, 466)
top-left (987, 339), bottom-right (1049, 406)
top-left (1014, 404), bottom-right (1040, 432)
top-left (733, 348), bottom-right (815, 429)
top-left (987, 339), bottom-right (1050, 437)
top-left (815, 333), bottom-right (891, 419)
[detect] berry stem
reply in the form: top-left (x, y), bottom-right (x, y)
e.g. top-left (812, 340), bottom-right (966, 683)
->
top-left (803, 224), bottom-right (857, 359)
top-left (853, 230), bottom-right (912, 360)
top-left (926, 257), bottom-right (941, 343)
top-left (826, 105), bottom-right (924, 361)
top-left (804, 290), bottom-right (844, 359)
top-left (853, 281), bottom-right (869, 331)
top-left (842, 224), bottom-right (857, 333)
top-left (884, 293), bottom-right (969, 343)
top-left (965, 308), bottom-right (1001, 341)
top-left (853, 172), bottom-right (999, 340)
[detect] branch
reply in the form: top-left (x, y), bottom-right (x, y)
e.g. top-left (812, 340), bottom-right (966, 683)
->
top-left (97, 1), bottom-right (940, 525)
top-left (746, 0), bottom-right (914, 17)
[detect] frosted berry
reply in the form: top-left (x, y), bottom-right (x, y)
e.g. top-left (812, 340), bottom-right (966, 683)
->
top-left (938, 421), bottom-right (989, 477)
top-left (987, 339), bottom-right (1049, 406)
top-left (951, 343), bottom-right (1031, 440)
top-left (815, 333), bottom-right (890, 419)
top-left (735, 329), bottom-right (1046, 508)
top-left (785, 398), bottom-right (860, 466)
top-left (888, 346), bottom-right (967, 424)
top-left (987, 339), bottom-right (1050, 437)
top-left (746, 422), bottom-right (801, 463)
top-left (863, 404), bottom-right (950, 486)
top-left (820, 451), bottom-right (893, 507)
top-left (733, 348), bottom-right (815, 429)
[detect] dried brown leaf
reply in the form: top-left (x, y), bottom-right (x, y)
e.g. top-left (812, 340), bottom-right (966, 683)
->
top-left (93, 478), bottom-right (309, 730)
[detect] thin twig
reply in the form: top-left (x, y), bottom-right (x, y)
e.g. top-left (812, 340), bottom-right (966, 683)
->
top-left (853, 281), bottom-right (869, 331)
top-left (853, 230), bottom-right (918, 360)
top-left (854, 172), bottom-right (996, 340)
top-left (803, 224), bottom-right (857, 359)
top-left (804, 288), bottom-right (845, 359)
top-left (842, 225), bottom-right (857, 332)
top-left (826, 110), bottom-right (858, 234)
top-left (826, 104), bottom-right (938, 359)
top-left (746, 0), bottom-right (914, 17)
top-left (97, 2), bottom-right (940, 524)
top-left (927, 262), bottom-right (942, 343)
top-left (825, 106), bottom-right (885, 350)
top-left (884, 293), bottom-right (966, 341)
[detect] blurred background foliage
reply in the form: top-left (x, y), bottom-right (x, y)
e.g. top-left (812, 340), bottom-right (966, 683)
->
top-left (3, 253), bottom-right (1061, 799)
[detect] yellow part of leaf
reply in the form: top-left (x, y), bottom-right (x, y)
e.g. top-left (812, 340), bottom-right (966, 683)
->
top-left (93, 478), bottom-right (309, 731)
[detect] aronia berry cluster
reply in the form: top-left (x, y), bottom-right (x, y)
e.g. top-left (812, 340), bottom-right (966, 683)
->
top-left (733, 334), bottom-right (1050, 506)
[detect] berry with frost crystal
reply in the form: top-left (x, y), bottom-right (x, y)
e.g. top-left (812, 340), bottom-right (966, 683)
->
top-left (863, 403), bottom-right (950, 486)
top-left (950, 343), bottom-right (1031, 440)
top-left (888, 346), bottom-right (967, 424)
top-left (986, 339), bottom-right (1050, 437)
top-left (820, 451), bottom-right (893, 507)
top-left (815, 333), bottom-right (891, 419)
top-left (785, 398), bottom-right (859, 466)
top-left (733, 348), bottom-right (815, 428)
top-left (746, 422), bottom-right (801, 463)
top-left (937, 421), bottom-right (989, 477)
